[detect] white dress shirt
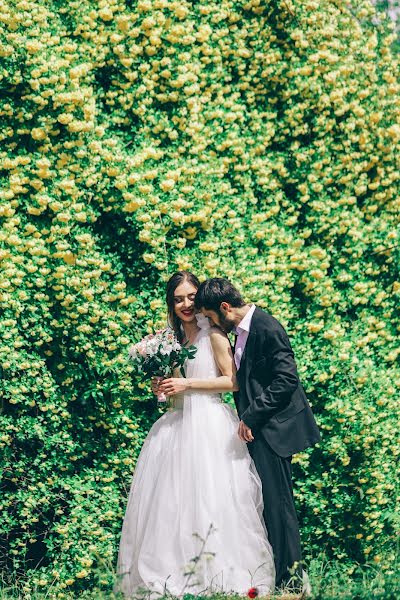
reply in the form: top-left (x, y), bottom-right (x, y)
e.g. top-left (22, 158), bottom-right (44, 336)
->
top-left (233, 304), bottom-right (256, 370)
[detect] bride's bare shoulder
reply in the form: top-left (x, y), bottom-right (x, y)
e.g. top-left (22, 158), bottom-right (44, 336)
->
top-left (209, 326), bottom-right (230, 344)
top-left (209, 325), bottom-right (226, 335)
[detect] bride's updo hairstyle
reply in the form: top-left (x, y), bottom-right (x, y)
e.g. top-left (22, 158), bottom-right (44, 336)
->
top-left (166, 271), bottom-right (201, 343)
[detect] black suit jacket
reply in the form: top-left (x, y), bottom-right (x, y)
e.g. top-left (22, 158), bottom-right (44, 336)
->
top-left (233, 306), bottom-right (321, 458)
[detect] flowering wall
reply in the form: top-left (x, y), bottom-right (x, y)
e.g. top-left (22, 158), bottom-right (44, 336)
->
top-left (0, 0), bottom-right (399, 595)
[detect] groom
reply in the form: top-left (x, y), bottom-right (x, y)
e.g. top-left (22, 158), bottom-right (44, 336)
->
top-left (194, 278), bottom-right (321, 593)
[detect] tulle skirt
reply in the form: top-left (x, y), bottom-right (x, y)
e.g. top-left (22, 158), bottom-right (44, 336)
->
top-left (114, 394), bottom-right (275, 598)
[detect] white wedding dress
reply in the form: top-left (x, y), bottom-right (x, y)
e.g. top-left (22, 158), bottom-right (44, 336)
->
top-left (114, 315), bottom-right (276, 598)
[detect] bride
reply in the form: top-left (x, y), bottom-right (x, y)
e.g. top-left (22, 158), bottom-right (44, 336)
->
top-left (114, 271), bottom-right (276, 598)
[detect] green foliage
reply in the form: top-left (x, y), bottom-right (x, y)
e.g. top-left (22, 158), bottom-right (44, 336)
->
top-left (0, 0), bottom-right (399, 597)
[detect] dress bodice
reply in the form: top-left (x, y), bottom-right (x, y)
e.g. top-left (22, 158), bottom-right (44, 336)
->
top-left (169, 314), bottom-right (221, 410)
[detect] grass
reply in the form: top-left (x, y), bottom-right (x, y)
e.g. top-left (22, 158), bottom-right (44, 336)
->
top-left (0, 555), bottom-right (399, 600)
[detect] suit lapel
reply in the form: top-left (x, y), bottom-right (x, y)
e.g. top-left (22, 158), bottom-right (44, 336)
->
top-left (238, 329), bottom-right (256, 378)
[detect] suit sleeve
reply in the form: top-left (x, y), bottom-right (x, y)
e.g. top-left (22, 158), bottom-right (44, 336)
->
top-left (240, 322), bottom-right (299, 430)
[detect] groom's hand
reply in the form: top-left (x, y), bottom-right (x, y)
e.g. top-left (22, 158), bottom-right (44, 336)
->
top-left (238, 420), bottom-right (254, 443)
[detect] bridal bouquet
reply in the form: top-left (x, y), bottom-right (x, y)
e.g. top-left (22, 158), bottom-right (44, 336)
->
top-left (128, 328), bottom-right (197, 404)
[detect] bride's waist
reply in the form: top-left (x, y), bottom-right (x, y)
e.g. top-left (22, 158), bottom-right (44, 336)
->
top-left (170, 391), bottom-right (221, 409)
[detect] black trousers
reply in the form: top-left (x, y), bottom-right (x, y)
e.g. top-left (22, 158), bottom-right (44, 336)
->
top-left (247, 435), bottom-right (304, 589)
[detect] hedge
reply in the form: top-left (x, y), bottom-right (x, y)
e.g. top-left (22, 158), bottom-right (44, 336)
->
top-left (0, 0), bottom-right (399, 596)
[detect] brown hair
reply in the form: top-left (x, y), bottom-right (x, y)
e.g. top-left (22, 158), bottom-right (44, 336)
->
top-left (166, 271), bottom-right (201, 343)
top-left (194, 277), bottom-right (246, 312)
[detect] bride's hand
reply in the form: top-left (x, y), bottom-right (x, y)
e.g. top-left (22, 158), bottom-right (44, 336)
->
top-left (151, 377), bottom-right (162, 395)
top-left (158, 378), bottom-right (188, 396)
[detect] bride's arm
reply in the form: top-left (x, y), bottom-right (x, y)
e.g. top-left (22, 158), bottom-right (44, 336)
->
top-left (158, 328), bottom-right (239, 396)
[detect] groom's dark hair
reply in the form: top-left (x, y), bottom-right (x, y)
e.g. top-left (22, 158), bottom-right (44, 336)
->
top-left (194, 278), bottom-right (246, 312)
